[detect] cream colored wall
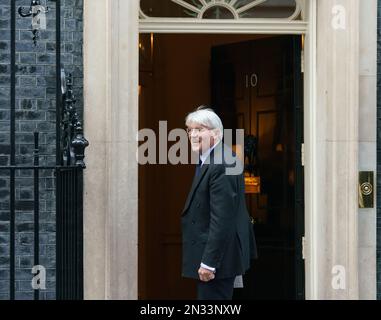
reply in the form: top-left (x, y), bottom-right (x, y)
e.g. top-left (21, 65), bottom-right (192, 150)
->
top-left (358, 0), bottom-right (377, 300)
top-left (83, 0), bottom-right (108, 300)
top-left (312, 0), bottom-right (377, 300)
top-left (315, 0), bottom-right (360, 299)
top-left (83, 0), bottom-right (139, 300)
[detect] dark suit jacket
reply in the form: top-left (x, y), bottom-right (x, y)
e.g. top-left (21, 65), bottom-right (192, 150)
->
top-left (181, 143), bottom-right (258, 280)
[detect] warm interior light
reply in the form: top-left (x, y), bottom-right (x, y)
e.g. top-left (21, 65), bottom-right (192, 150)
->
top-left (245, 176), bottom-right (260, 194)
top-left (275, 143), bottom-right (283, 152)
top-left (150, 33), bottom-right (154, 61)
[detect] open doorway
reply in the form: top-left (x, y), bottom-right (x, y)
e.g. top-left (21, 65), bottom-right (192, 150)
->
top-left (138, 34), bottom-right (304, 300)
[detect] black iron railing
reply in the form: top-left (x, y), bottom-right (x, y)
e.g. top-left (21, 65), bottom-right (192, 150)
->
top-left (55, 72), bottom-right (88, 300)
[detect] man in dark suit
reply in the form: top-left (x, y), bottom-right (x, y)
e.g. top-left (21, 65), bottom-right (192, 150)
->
top-left (182, 106), bottom-right (257, 300)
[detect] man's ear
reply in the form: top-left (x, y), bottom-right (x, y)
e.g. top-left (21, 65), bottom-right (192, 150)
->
top-left (211, 128), bottom-right (219, 139)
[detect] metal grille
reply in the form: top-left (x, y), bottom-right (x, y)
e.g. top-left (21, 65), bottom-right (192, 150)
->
top-left (56, 167), bottom-right (84, 300)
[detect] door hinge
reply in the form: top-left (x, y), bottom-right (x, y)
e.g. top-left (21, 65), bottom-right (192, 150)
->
top-left (301, 50), bottom-right (304, 73)
top-left (302, 236), bottom-right (306, 260)
top-left (301, 143), bottom-right (305, 167)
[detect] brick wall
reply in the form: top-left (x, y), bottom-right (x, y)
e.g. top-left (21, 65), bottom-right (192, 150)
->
top-left (0, 0), bottom-right (83, 300)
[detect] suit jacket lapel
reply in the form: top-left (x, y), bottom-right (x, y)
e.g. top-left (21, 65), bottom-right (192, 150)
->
top-left (182, 143), bottom-right (224, 215)
top-left (182, 163), bottom-right (209, 215)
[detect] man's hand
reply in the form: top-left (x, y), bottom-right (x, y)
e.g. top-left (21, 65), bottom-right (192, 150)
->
top-left (198, 267), bottom-right (215, 282)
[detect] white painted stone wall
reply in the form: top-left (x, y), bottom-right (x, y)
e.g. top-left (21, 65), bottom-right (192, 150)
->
top-left (83, 0), bottom-right (139, 300)
top-left (315, 0), bottom-right (359, 299)
top-left (358, 0), bottom-right (377, 300)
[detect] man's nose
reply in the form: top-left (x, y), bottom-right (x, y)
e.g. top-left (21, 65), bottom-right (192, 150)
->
top-left (190, 130), bottom-right (198, 138)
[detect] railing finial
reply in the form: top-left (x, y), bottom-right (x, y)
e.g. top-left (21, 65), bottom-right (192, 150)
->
top-left (61, 71), bottom-right (89, 167)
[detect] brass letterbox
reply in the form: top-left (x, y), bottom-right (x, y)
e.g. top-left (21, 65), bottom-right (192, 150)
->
top-left (359, 171), bottom-right (374, 208)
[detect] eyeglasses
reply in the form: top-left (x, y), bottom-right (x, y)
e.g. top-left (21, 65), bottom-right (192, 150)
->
top-left (186, 127), bottom-right (210, 135)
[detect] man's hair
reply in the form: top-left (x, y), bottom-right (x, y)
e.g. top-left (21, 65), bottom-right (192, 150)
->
top-left (185, 105), bottom-right (224, 140)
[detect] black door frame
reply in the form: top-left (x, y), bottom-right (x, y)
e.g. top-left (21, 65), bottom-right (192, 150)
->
top-left (293, 35), bottom-right (305, 300)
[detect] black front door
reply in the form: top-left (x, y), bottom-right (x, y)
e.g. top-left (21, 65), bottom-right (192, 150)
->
top-left (211, 35), bottom-right (305, 300)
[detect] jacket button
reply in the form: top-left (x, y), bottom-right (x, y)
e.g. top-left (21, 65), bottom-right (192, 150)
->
top-left (191, 240), bottom-right (196, 245)
top-left (192, 220), bottom-right (195, 224)
top-left (196, 202), bottom-right (200, 208)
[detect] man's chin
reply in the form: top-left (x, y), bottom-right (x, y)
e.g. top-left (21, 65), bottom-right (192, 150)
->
top-left (191, 145), bottom-right (201, 153)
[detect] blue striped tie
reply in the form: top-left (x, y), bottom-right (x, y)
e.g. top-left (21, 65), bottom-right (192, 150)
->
top-left (195, 157), bottom-right (202, 177)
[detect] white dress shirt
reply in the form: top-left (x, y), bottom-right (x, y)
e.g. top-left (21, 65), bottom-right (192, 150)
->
top-left (199, 140), bottom-right (221, 166)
